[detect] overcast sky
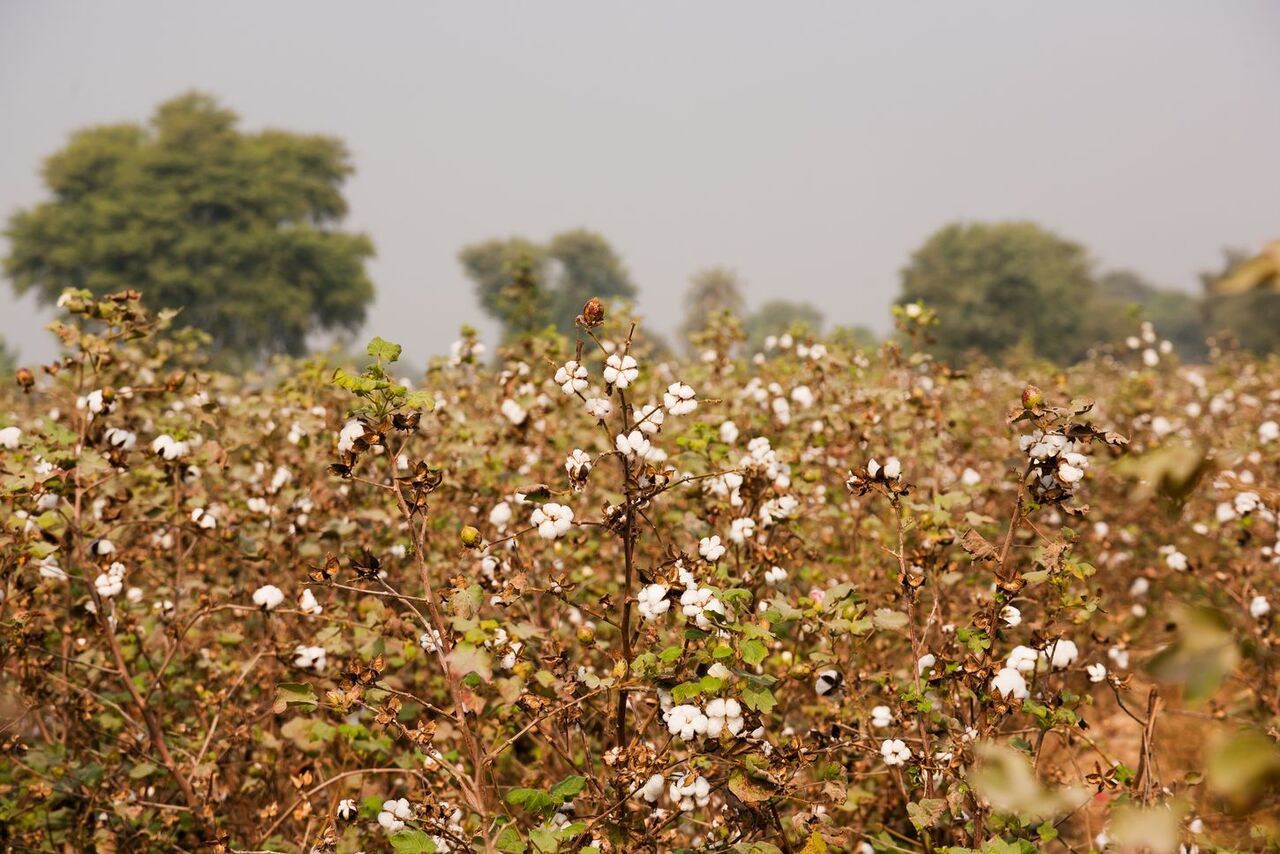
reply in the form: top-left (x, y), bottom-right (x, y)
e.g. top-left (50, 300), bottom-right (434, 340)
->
top-left (2, 1), bottom-right (1278, 364)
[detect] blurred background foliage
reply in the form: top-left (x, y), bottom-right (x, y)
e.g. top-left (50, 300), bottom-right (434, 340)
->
top-left (4, 92), bottom-right (1279, 368)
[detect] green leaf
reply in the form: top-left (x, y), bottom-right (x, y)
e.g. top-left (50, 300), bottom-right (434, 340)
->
top-left (496, 826), bottom-right (527, 853)
top-left (447, 643), bottom-right (493, 682)
top-left (404, 390), bottom-right (435, 411)
top-left (741, 682), bottom-right (776, 715)
top-left (128, 762), bottom-right (157, 779)
top-left (367, 336), bottom-right (403, 363)
top-left (741, 638), bottom-right (767, 666)
top-left (550, 775), bottom-right (587, 801)
top-left (872, 608), bottom-right (910, 632)
top-left (390, 830), bottom-right (438, 853)
top-left (272, 682), bottom-right (317, 713)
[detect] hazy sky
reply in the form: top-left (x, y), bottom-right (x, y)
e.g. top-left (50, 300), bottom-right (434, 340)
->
top-left (2, 1), bottom-right (1278, 364)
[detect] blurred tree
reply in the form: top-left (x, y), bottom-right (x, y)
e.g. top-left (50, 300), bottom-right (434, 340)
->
top-left (744, 299), bottom-right (824, 352)
top-left (0, 337), bottom-right (15, 375)
top-left (898, 221), bottom-right (1099, 363)
top-left (679, 267), bottom-right (746, 351)
top-left (4, 92), bottom-right (375, 364)
top-left (1097, 270), bottom-right (1207, 361)
top-left (1201, 249), bottom-right (1280, 356)
top-left (830, 324), bottom-right (879, 351)
top-left (457, 238), bottom-right (552, 338)
top-left (460, 230), bottom-right (635, 337)
top-left (546, 229), bottom-right (637, 333)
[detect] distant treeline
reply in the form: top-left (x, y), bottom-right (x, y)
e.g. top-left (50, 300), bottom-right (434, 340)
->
top-left (4, 93), bottom-right (1277, 366)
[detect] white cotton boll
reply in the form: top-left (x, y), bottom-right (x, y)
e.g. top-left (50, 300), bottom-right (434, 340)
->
top-left (880, 738), bottom-right (912, 766)
top-left (867, 458), bottom-right (881, 478)
top-left (500, 399), bottom-right (527, 425)
top-left (916, 653), bottom-right (936, 676)
top-left (679, 585), bottom-right (725, 630)
top-left (1260, 421), bottom-right (1280, 444)
top-left (336, 798), bottom-right (357, 821)
top-left (1000, 605), bottom-right (1022, 627)
top-left (665, 704), bottom-right (709, 741)
top-left (252, 584), bottom-right (285, 611)
top-left (104, 427), bottom-right (137, 451)
top-left (814, 669), bottom-right (843, 696)
top-left (530, 503), bottom-right (574, 539)
top-left (1042, 639), bottom-right (1078, 670)
top-left (615, 430), bottom-right (652, 460)
top-left (960, 467), bottom-right (981, 486)
top-left (764, 566), bottom-right (787, 585)
top-left (790, 385), bottom-right (814, 408)
top-left (663, 382), bottom-right (698, 415)
top-left (151, 434), bottom-right (189, 461)
top-left (1166, 550), bottom-right (1189, 571)
top-left (94, 566), bottom-right (124, 599)
top-left (1007, 645), bottom-right (1039, 674)
top-left (1108, 646), bottom-right (1130, 669)
top-left (584, 396), bottom-right (613, 419)
top-left (1130, 577), bottom-right (1150, 596)
top-left (191, 507), bottom-right (217, 529)
top-left (704, 698), bottom-right (744, 738)
top-left (1087, 663), bottom-right (1107, 683)
top-left (489, 501), bottom-right (513, 529)
top-left (718, 420), bottom-right (740, 445)
top-left (37, 557), bottom-right (67, 581)
top-left (699, 536), bottom-right (726, 562)
top-left (554, 361), bottom-right (589, 395)
top-left (603, 353), bottom-right (639, 388)
top-left (991, 667), bottom-right (1029, 699)
top-left (637, 584), bottom-right (671, 621)
top-left (1142, 348), bottom-right (1159, 367)
top-left (420, 629), bottom-right (443, 653)
top-left (298, 589), bottom-right (323, 615)
top-left (336, 420), bottom-right (364, 454)
top-left (0, 426), bottom-right (20, 449)
top-left (638, 773), bottom-right (665, 803)
top-left (632, 403), bottom-right (665, 434)
top-left (871, 705), bottom-right (892, 728)
top-left (1250, 595), bottom-right (1271, 619)
top-left (1057, 461), bottom-right (1085, 485)
top-left (883, 457), bottom-right (902, 480)
top-left (729, 516), bottom-right (756, 544)
top-left (293, 644), bottom-right (326, 672)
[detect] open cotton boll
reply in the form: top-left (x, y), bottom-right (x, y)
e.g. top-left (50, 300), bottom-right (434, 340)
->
top-left (991, 667), bottom-right (1028, 699)
top-left (880, 738), bottom-right (912, 766)
top-left (252, 584), bottom-right (285, 611)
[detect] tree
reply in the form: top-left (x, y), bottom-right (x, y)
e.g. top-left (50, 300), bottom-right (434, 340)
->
top-left (679, 267), bottom-right (746, 350)
top-left (1097, 270), bottom-right (1207, 361)
top-left (459, 229), bottom-right (635, 338)
top-left (897, 221), bottom-right (1100, 364)
top-left (4, 92), bottom-right (375, 363)
top-left (457, 237), bottom-right (552, 338)
top-left (743, 299), bottom-right (824, 353)
top-left (1201, 249), bottom-right (1280, 356)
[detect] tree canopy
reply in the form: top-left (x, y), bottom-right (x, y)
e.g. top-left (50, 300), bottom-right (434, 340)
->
top-left (459, 229), bottom-right (635, 339)
top-left (4, 92), bottom-right (375, 363)
top-left (898, 221), bottom-right (1101, 364)
top-left (679, 267), bottom-right (747, 351)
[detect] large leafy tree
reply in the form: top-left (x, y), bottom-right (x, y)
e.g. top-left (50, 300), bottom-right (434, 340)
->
top-left (459, 229), bottom-right (635, 338)
top-left (1098, 270), bottom-right (1207, 361)
top-left (1201, 248), bottom-right (1280, 356)
top-left (679, 267), bottom-right (746, 350)
top-left (4, 92), bottom-right (375, 363)
top-left (898, 221), bottom-right (1100, 364)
